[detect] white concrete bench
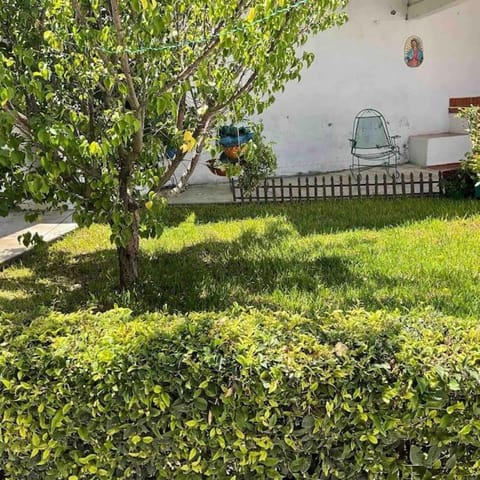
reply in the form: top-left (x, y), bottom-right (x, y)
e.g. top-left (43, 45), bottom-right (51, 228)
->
top-left (409, 132), bottom-right (472, 167)
top-left (409, 96), bottom-right (478, 167)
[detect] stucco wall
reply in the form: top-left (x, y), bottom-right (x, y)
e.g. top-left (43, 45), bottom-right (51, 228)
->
top-left (190, 0), bottom-right (480, 183)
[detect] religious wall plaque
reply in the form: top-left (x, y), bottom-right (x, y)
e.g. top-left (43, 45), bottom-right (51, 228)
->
top-left (405, 36), bottom-right (424, 68)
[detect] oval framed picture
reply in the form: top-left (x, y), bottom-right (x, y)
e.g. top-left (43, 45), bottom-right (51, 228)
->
top-left (404, 36), bottom-right (424, 68)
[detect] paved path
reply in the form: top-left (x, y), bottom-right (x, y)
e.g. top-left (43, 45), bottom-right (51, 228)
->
top-left (0, 211), bottom-right (77, 266)
top-left (168, 181), bottom-right (233, 204)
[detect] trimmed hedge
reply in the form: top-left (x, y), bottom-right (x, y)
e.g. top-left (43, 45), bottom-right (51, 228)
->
top-left (1, 307), bottom-right (480, 479)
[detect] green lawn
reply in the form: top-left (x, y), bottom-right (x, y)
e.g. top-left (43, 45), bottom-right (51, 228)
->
top-left (1, 198), bottom-right (480, 322)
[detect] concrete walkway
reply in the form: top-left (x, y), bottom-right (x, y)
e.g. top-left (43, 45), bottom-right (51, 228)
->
top-left (0, 211), bottom-right (77, 266)
top-left (168, 181), bottom-right (233, 204)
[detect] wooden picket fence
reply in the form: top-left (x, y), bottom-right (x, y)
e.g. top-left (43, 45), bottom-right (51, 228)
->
top-left (231, 172), bottom-right (444, 203)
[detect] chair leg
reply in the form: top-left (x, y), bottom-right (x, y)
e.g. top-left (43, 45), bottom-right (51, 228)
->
top-left (385, 152), bottom-right (400, 179)
top-left (350, 156), bottom-right (361, 179)
top-left (393, 150), bottom-right (400, 178)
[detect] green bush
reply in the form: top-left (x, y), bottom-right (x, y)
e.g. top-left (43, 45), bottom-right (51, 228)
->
top-left (1, 307), bottom-right (480, 479)
top-left (459, 107), bottom-right (480, 180)
top-left (439, 168), bottom-right (475, 199)
top-left (441, 107), bottom-right (479, 198)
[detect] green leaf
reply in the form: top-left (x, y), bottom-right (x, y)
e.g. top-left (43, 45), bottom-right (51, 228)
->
top-left (194, 397), bottom-right (208, 411)
top-left (1, 378), bottom-right (12, 389)
top-left (459, 424), bottom-right (472, 436)
top-left (78, 426), bottom-right (89, 442)
top-left (32, 433), bottom-right (41, 447)
top-left (290, 456), bottom-right (311, 473)
top-left (79, 454), bottom-right (97, 465)
top-left (448, 379), bottom-right (460, 391)
top-left (155, 94), bottom-right (173, 116)
top-left (50, 409), bottom-right (64, 432)
top-left (37, 448), bottom-right (50, 466)
top-left (302, 415), bottom-right (314, 429)
top-left (89, 141), bottom-right (102, 156)
top-left (54, 63), bottom-right (64, 77)
top-left (445, 454), bottom-right (457, 470)
top-left (409, 445), bottom-right (425, 466)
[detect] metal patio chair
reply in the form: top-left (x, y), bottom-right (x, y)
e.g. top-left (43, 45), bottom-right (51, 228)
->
top-left (349, 109), bottom-right (400, 178)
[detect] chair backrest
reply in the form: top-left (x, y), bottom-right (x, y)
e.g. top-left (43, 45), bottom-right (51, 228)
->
top-left (352, 109), bottom-right (392, 149)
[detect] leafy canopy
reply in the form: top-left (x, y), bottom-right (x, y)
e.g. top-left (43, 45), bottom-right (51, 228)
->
top-left (0, 0), bottom-right (348, 247)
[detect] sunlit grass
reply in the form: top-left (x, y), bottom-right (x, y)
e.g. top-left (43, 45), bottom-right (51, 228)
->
top-left (1, 198), bottom-right (479, 322)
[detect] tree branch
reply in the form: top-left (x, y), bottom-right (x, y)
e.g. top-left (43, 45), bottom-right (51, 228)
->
top-left (157, 33), bottom-right (222, 97)
top-left (88, 98), bottom-right (95, 142)
top-left (157, 0), bottom-right (250, 96)
top-left (212, 9), bottom-right (291, 114)
top-left (155, 110), bottom-right (215, 192)
top-left (110, 0), bottom-right (143, 161)
top-left (71, 0), bottom-right (86, 23)
top-left (213, 71), bottom-right (258, 114)
top-left (153, 94), bottom-right (187, 189)
top-left (2, 102), bottom-right (103, 189)
top-left (110, 0), bottom-right (140, 111)
top-left (176, 93), bottom-right (187, 130)
top-left (71, 0), bottom-right (114, 69)
top-left (166, 117), bottom-right (214, 195)
top-left (3, 103), bottom-right (33, 140)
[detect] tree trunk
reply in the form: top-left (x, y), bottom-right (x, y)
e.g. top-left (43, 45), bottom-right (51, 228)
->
top-left (117, 147), bottom-right (140, 290)
top-left (117, 209), bottom-right (140, 290)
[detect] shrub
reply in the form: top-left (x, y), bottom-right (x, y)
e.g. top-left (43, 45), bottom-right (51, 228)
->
top-left (459, 107), bottom-right (480, 180)
top-left (439, 168), bottom-right (475, 199)
top-left (1, 307), bottom-right (480, 479)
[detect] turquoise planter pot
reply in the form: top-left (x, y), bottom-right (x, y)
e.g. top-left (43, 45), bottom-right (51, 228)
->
top-left (475, 182), bottom-right (480, 199)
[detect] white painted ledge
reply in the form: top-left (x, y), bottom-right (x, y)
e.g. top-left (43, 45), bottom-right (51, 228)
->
top-left (409, 133), bottom-right (472, 167)
top-left (408, 0), bottom-right (468, 19)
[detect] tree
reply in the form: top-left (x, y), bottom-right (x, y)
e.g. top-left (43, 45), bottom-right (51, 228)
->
top-left (0, 0), bottom-right (348, 289)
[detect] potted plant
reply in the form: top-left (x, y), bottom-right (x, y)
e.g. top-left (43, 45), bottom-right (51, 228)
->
top-left (206, 122), bottom-right (276, 191)
top-left (218, 125), bottom-right (254, 153)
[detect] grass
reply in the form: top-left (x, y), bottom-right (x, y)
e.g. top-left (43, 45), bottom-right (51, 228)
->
top-left (1, 198), bottom-right (480, 322)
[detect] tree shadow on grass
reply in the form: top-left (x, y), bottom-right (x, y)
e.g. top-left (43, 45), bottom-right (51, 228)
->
top-left (138, 245), bottom-right (358, 314)
top-left (163, 198), bottom-right (480, 236)
top-left (2, 210), bottom-right (477, 324)
top-left (0, 244), bottom-right (119, 319)
top-left (0, 220), bottom-right (362, 321)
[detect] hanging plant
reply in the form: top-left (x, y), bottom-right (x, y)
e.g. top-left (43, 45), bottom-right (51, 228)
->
top-left (222, 144), bottom-right (243, 160)
top-left (237, 122), bottom-right (277, 192)
top-left (206, 150), bottom-right (246, 176)
top-left (206, 124), bottom-right (251, 176)
top-left (218, 125), bottom-right (254, 148)
top-left (206, 121), bottom-right (276, 191)
top-left (206, 158), bottom-right (243, 177)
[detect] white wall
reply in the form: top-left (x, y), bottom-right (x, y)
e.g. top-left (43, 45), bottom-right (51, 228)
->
top-left (189, 0), bottom-right (480, 183)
